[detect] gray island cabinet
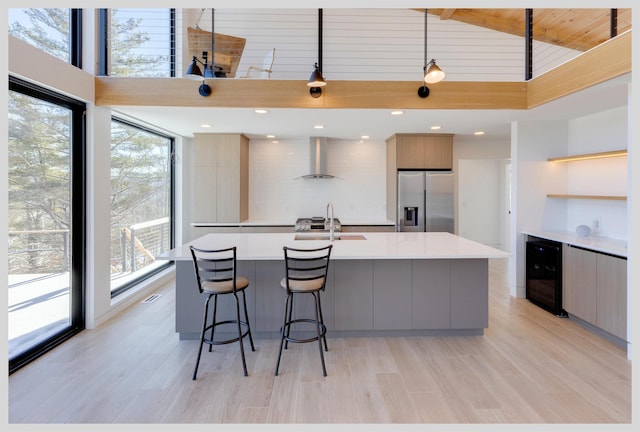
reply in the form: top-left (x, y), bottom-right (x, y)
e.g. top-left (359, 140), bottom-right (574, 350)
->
top-left (159, 232), bottom-right (508, 339)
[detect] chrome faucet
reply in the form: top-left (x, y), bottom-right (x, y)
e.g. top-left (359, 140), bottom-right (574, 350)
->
top-left (326, 202), bottom-right (335, 241)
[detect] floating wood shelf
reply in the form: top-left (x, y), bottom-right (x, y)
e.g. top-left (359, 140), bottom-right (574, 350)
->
top-left (547, 149), bottom-right (627, 162)
top-left (547, 194), bottom-right (627, 200)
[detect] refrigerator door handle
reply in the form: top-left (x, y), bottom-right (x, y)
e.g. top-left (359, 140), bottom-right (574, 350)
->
top-left (423, 188), bottom-right (427, 231)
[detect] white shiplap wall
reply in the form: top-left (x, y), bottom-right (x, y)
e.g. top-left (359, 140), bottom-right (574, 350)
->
top-left (187, 8), bottom-right (581, 82)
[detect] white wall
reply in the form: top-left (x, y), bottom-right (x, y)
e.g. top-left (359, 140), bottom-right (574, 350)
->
top-left (454, 136), bottom-right (511, 250)
top-left (565, 106), bottom-right (629, 240)
top-left (195, 8), bottom-right (580, 83)
top-left (511, 119), bottom-right (569, 297)
top-left (458, 159), bottom-right (503, 248)
top-left (249, 138), bottom-right (387, 221)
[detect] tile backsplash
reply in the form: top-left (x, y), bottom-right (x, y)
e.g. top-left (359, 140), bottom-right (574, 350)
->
top-left (249, 138), bottom-right (387, 221)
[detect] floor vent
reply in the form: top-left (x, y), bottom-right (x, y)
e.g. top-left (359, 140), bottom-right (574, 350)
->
top-left (142, 294), bottom-right (161, 304)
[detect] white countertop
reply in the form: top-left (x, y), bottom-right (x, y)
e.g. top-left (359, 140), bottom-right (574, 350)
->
top-left (522, 229), bottom-right (627, 257)
top-left (160, 231), bottom-right (510, 261)
top-left (191, 219), bottom-right (396, 227)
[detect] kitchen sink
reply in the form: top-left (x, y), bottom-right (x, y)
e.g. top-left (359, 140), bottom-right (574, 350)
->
top-left (294, 234), bottom-right (367, 241)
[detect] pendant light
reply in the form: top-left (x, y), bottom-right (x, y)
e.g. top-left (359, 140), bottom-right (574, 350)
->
top-left (308, 9), bottom-right (326, 98)
top-left (185, 8), bottom-right (217, 96)
top-left (418, 8), bottom-right (445, 98)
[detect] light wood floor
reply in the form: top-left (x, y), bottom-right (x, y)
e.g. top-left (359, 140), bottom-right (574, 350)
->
top-left (8, 259), bottom-right (631, 425)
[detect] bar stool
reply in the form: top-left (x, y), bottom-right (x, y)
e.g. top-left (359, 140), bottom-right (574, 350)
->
top-left (190, 246), bottom-right (255, 379)
top-left (275, 244), bottom-right (332, 377)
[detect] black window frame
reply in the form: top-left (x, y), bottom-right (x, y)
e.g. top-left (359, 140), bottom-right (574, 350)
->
top-left (70, 8), bottom-right (82, 68)
top-left (98, 8), bottom-right (177, 77)
top-left (109, 117), bottom-right (176, 299)
top-left (8, 75), bottom-right (87, 374)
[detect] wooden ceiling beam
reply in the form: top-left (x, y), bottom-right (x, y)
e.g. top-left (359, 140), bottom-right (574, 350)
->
top-left (426, 8), bottom-right (632, 52)
top-left (95, 77), bottom-right (527, 110)
top-left (440, 9), bottom-right (456, 20)
top-left (527, 30), bottom-right (631, 108)
top-left (94, 26), bottom-right (631, 112)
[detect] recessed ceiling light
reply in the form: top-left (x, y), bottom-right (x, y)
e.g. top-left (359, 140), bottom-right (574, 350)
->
top-left (474, 131), bottom-right (485, 135)
top-left (430, 125), bottom-right (442, 130)
top-left (272, 140), bottom-right (279, 144)
top-left (266, 134), bottom-right (276, 138)
top-left (201, 124), bottom-right (211, 128)
top-left (314, 125), bottom-right (324, 129)
top-left (254, 109), bottom-right (268, 114)
top-left (391, 110), bottom-right (404, 116)
top-left (361, 135), bottom-right (370, 139)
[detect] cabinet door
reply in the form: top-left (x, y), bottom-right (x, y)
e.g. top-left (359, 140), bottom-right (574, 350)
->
top-left (396, 135), bottom-right (453, 169)
top-left (254, 260), bottom-right (286, 332)
top-left (216, 166), bottom-right (240, 222)
top-left (192, 133), bottom-right (248, 223)
top-left (422, 135), bottom-right (453, 169)
top-left (373, 260), bottom-right (412, 330)
top-left (333, 260), bottom-right (373, 330)
top-left (562, 244), bottom-right (597, 324)
top-left (411, 260), bottom-right (450, 329)
top-left (596, 254), bottom-right (627, 340)
top-left (450, 259), bottom-right (488, 329)
top-left (192, 168), bottom-right (217, 222)
top-left (396, 136), bottom-right (426, 169)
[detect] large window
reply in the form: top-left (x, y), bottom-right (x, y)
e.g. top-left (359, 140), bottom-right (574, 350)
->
top-left (106, 8), bottom-right (176, 77)
top-left (110, 119), bottom-right (174, 296)
top-left (8, 8), bottom-right (82, 67)
top-left (8, 77), bottom-right (86, 373)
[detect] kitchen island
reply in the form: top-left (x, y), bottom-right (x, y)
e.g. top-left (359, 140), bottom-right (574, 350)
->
top-left (159, 232), bottom-right (509, 339)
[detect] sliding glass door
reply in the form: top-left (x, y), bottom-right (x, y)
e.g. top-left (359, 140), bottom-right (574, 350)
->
top-left (8, 77), bottom-right (85, 373)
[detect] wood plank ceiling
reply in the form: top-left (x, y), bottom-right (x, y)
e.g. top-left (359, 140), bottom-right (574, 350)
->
top-left (425, 8), bottom-right (632, 51)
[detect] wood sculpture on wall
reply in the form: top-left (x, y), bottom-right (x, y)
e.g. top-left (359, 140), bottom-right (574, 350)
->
top-left (187, 26), bottom-right (246, 78)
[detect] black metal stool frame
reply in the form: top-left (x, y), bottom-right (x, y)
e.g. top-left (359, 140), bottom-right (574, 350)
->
top-left (190, 246), bottom-right (255, 379)
top-left (275, 244), bottom-right (332, 377)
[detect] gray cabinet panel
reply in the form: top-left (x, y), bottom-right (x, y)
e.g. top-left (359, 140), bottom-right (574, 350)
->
top-left (412, 260), bottom-right (451, 329)
top-left (175, 260), bottom-right (202, 334)
top-left (564, 244), bottom-right (627, 341)
top-left (175, 256), bottom-right (490, 338)
top-left (450, 259), bottom-right (488, 329)
top-left (175, 260), bottom-right (256, 336)
top-left (563, 244), bottom-right (597, 323)
top-left (254, 260), bottom-right (285, 332)
top-left (254, 260), bottom-right (335, 333)
top-left (334, 260), bottom-right (373, 330)
top-left (373, 260), bottom-right (412, 330)
top-left (596, 253), bottom-right (627, 340)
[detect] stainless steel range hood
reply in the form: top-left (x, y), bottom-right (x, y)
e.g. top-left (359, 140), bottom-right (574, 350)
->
top-left (302, 137), bottom-right (335, 179)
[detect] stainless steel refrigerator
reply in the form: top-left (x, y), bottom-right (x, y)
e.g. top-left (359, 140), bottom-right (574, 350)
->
top-left (397, 170), bottom-right (455, 233)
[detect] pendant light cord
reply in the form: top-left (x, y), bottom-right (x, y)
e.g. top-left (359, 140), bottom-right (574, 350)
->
top-left (211, 8), bottom-right (215, 68)
top-left (195, 8), bottom-right (205, 29)
top-left (423, 8), bottom-right (428, 70)
top-left (318, 8), bottom-right (323, 72)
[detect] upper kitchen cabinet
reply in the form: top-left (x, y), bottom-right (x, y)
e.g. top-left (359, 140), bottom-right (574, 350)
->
top-left (387, 133), bottom-right (454, 170)
top-left (192, 133), bottom-right (249, 223)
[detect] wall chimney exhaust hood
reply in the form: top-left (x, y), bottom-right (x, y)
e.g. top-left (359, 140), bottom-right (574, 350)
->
top-left (302, 137), bottom-right (336, 179)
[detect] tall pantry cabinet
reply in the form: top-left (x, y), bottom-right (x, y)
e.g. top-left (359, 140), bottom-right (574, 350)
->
top-left (192, 133), bottom-right (249, 223)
